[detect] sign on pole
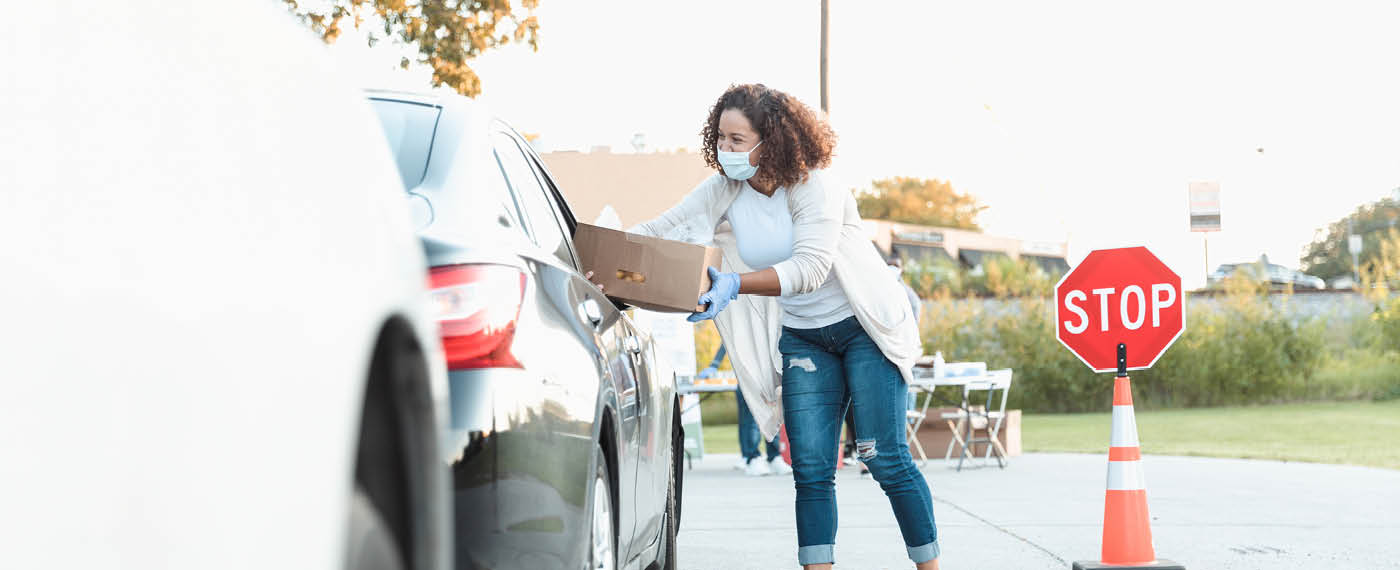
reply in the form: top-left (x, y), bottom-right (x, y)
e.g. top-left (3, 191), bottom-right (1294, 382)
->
top-left (1188, 182), bottom-right (1221, 233)
top-left (1054, 247), bottom-right (1185, 372)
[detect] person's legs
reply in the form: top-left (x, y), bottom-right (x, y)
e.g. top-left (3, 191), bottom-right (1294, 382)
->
top-left (834, 319), bottom-right (940, 565)
top-left (764, 433), bottom-right (783, 462)
top-left (736, 389), bottom-right (761, 463)
top-left (742, 389), bottom-right (784, 463)
top-left (779, 327), bottom-right (846, 567)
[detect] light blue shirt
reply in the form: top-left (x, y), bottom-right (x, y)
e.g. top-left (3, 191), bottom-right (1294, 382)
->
top-left (725, 186), bottom-right (853, 329)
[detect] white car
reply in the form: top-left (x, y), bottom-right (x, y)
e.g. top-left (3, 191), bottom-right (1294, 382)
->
top-left (0, 4), bottom-right (449, 570)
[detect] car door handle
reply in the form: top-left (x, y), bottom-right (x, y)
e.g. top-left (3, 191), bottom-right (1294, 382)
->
top-left (579, 298), bottom-right (604, 328)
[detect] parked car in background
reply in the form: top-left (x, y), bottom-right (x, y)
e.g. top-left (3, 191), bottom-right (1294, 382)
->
top-left (1329, 276), bottom-right (1359, 290)
top-left (1207, 260), bottom-right (1327, 290)
top-left (1292, 271), bottom-right (1327, 290)
top-left (366, 89), bottom-right (684, 570)
top-left (2, 4), bottom-right (450, 570)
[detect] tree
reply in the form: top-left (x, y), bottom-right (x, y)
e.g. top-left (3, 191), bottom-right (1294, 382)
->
top-left (282, 0), bottom-right (540, 97)
top-left (1359, 228), bottom-right (1400, 349)
top-left (854, 176), bottom-right (986, 230)
top-left (1300, 197), bottom-right (1400, 281)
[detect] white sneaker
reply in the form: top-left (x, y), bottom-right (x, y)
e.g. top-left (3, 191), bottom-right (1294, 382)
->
top-left (744, 457), bottom-right (771, 477)
top-left (767, 457), bottom-right (793, 475)
top-left (732, 457), bottom-right (748, 471)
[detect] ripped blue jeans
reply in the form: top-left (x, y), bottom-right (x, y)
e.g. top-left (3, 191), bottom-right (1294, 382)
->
top-left (780, 316), bottom-right (939, 565)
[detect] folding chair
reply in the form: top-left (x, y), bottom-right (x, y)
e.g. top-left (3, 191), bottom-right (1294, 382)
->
top-left (940, 370), bottom-right (1013, 471)
top-left (904, 385), bottom-right (930, 467)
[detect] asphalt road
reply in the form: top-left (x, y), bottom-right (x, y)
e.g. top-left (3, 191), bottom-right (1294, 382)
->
top-left (677, 452), bottom-right (1400, 569)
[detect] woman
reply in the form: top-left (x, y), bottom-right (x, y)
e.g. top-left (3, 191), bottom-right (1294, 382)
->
top-left (618, 84), bottom-right (939, 569)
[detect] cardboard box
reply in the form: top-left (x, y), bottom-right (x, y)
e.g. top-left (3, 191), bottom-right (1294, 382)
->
top-left (573, 223), bottom-right (723, 313)
top-left (909, 407), bottom-right (1021, 460)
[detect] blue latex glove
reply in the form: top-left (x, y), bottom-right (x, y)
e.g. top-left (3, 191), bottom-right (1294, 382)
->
top-left (698, 366), bottom-right (718, 379)
top-left (687, 267), bottom-right (740, 322)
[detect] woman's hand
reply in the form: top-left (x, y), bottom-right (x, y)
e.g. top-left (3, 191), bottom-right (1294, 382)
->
top-left (583, 270), bottom-right (605, 292)
top-left (687, 267), bottom-right (741, 322)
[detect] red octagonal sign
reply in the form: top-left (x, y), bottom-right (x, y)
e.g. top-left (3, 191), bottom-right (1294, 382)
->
top-left (1055, 247), bottom-right (1185, 372)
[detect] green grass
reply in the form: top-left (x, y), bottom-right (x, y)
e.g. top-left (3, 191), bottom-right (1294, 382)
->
top-left (1024, 400), bottom-right (1400, 470)
top-left (699, 422), bottom-right (741, 455)
top-left (698, 392), bottom-right (741, 425)
top-left (701, 401), bottom-right (1400, 469)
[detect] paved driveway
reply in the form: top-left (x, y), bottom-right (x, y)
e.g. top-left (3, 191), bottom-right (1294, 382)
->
top-left (678, 453), bottom-right (1400, 569)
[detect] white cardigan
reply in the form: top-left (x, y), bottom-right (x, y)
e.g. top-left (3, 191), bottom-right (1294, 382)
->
top-left (631, 170), bottom-right (921, 440)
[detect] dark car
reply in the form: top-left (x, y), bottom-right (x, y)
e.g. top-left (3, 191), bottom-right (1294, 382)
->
top-left (1208, 262), bottom-right (1326, 290)
top-left (366, 89), bottom-right (683, 570)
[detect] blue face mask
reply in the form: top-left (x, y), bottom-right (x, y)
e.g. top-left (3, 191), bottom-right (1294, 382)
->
top-left (717, 140), bottom-right (762, 181)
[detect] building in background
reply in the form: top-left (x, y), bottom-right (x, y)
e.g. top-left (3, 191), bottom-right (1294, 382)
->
top-left (864, 220), bottom-right (1070, 274)
top-left (541, 149), bottom-right (712, 228)
top-left (542, 149), bottom-right (1070, 273)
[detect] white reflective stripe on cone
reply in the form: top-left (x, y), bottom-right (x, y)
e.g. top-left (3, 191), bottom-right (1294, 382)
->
top-left (1110, 405), bottom-right (1139, 447)
top-left (1106, 460), bottom-right (1146, 491)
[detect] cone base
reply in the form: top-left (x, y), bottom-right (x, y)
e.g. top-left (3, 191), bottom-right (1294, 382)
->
top-left (1072, 559), bottom-right (1184, 570)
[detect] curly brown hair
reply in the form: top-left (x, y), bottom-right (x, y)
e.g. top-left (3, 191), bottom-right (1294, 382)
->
top-left (700, 84), bottom-right (837, 190)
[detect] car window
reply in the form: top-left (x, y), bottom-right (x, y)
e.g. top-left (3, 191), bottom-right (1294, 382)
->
top-left (526, 152), bottom-right (578, 235)
top-left (492, 131), bottom-right (574, 267)
top-left (486, 152), bottom-right (531, 238)
top-left (367, 99), bottom-right (440, 191)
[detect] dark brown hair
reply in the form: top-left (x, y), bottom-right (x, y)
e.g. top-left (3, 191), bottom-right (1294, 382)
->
top-left (700, 84), bottom-right (836, 189)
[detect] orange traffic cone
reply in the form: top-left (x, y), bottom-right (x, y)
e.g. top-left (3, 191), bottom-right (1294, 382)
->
top-left (1072, 374), bottom-right (1183, 570)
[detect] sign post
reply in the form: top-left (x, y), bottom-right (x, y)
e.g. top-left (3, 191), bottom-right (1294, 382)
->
top-left (1189, 182), bottom-right (1221, 284)
top-left (1058, 247), bottom-right (1186, 570)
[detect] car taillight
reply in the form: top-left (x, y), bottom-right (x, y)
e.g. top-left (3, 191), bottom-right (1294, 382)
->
top-left (428, 264), bottom-right (527, 370)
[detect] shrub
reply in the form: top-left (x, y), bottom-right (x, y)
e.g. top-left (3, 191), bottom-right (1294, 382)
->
top-left (918, 277), bottom-right (1335, 413)
top-left (1361, 228), bottom-right (1400, 351)
top-left (692, 320), bottom-right (726, 373)
top-left (1308, 349), bottom-right (1400, 401)
top-left (903, 255), bottom-right (1061, 299)
top-left (920, 296), bottom-right (1100, 412)
top-left (1137, 282), bottom-right (1327, 408)
top-left (693, 253), bottom-right (1398, 417)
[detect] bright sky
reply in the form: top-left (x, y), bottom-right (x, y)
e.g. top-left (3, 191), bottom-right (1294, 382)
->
top-left (332, 1), bottom-right (1400, 288)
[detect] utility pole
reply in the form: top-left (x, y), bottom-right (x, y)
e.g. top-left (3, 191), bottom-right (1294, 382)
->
top-left (1348, 218), bottom-right (1362, 284)
top-left (1203, 233), bottom-right (1209, 286)
top-left (820, 0), bottom-right (829, 115)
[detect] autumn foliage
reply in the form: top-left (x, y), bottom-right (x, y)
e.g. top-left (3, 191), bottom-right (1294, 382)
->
top-left (283, 0), bottom-right (540, 97)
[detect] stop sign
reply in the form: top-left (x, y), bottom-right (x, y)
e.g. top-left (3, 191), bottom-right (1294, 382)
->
top-left (1054, 247), bottom-right (1185, 372)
